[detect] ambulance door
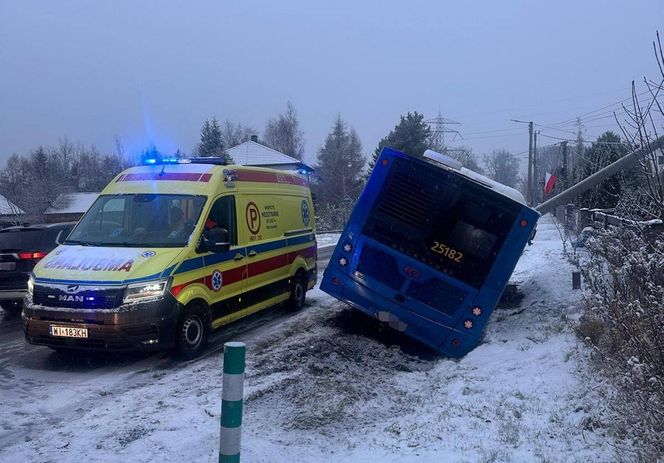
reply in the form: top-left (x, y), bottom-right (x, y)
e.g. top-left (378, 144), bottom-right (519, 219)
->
top-left (202, 195), bottom-right (248, 317)
top-left (237, 193), bottom-right (290, 302)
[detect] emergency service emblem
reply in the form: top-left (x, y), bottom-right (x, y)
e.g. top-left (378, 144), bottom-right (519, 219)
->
top-left (301, 200), bottom-right (310, 226)
top-left (211, 270), bottom-right (223, 292)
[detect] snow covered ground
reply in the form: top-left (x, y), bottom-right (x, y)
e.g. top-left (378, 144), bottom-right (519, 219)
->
top-left (316, 232), bottom-right (341, 248)
top-left (0, 216), bottom-right (616, 462)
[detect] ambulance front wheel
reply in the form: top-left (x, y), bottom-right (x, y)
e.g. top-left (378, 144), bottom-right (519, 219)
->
top-left (286, 271), bottom-right (307, 311)
top-left (174, 303), bottom-right (210, 360)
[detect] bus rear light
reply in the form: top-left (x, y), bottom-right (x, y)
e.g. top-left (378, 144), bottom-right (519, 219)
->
top-left (451, 338), bottom-right (461, 347)
top-left (472, 306), bottom-right (482, 316)
top-left (404, 266), bottom-right (420, 278)
top-left (339, 257), bottom-right (348, 266)
top-left (464, 320), bottom-right (473, 329)
top-left (519, 219), bottom-right (528, 227)
top-left (332, 277), bottom-right (341, 286)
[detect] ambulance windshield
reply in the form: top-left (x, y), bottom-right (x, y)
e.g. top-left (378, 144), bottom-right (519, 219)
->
top-left (65, 194), bottom-right (207, 248)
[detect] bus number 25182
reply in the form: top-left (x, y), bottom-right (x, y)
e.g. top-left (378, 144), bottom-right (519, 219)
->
top-left (430, 241), bottom-right (463, 263)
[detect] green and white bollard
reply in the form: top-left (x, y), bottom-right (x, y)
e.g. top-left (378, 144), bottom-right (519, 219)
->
top-left (219, 341), bottom-right (246, 463)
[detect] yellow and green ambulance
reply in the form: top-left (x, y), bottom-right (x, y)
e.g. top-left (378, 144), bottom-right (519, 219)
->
top-left (23, 157), bottom-right (317, 358)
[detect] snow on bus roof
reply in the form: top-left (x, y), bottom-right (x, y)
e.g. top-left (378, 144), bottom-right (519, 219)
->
top-left (422, 149), bottom-right (526, 206)
top-left (457, 167), bottom-right (527, 206)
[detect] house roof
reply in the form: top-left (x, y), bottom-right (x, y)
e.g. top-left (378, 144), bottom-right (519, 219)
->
top-left (0, 194), bottom-right (24, 216)
top-left (226, 141), bottom-right (309, 168)
top-left (45, 192), bottom-right (99, 215)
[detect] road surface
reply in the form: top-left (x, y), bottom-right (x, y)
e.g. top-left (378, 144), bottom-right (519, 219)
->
top-left (0, 244), bottom-right (336, 450)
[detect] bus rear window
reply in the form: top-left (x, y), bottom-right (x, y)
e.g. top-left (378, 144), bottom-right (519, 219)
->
top-left (362, 158), bottom-right (520, 288)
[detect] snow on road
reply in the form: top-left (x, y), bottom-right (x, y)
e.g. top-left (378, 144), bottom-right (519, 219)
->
top-left (316, 232), bottom-right (341, 248)
top-left (0, 216), bottom-right (615, 462)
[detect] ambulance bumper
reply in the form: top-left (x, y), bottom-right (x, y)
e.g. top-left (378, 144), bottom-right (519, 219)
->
top-left (22, 294), bottom-right (180, 352)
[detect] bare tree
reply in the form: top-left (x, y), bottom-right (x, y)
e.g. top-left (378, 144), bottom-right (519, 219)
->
top-left (263, 101), bottom-right (305, 160)
top-left (447, 146), bottom-right (483, 173)
top-left (482, 149), bottom-right (520, 188)
top-left (221, 120), bottom-right (256, 150)
top-left (614, 32), bottom-right (664, 220)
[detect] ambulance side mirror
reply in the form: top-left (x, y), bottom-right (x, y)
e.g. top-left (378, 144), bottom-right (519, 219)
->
top-left (202, 227), bottom-right (230, 253)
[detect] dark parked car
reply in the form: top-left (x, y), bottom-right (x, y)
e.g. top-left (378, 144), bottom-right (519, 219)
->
top-left (0, 223), bottom-right (75, 314)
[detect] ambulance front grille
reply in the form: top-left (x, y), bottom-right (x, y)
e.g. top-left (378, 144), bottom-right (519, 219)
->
top-left (33, 285), bottom-right (125, 309)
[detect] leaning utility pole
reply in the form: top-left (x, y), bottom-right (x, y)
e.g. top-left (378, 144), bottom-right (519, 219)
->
top-left (528, 121), bottom-right (534, 206)
top-left (536, 138), bottom-right (663, 215)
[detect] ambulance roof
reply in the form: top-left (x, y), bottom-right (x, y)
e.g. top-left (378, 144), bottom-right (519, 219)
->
top-left (102, 163), bottom-right (308, 196)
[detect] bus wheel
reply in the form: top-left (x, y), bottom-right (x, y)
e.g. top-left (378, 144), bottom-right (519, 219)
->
top-left (286, 271), bottom-right (307, 311)
top-left (174, 304), bottom-right (210, 360)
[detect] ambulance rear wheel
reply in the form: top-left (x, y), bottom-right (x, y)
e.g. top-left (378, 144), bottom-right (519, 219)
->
top-left (286, 272), bottom-right (307, 311)
top-left (174, 304), bottom-right (210, 360)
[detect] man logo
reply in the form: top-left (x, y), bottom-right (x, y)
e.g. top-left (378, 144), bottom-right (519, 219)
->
top-left (66, 285), bottom-right (80, 294)
top-left (59, 295), bottom-right (84, 302)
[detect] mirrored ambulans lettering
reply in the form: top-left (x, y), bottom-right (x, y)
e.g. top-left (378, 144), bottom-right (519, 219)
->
top-left (44, 257), bottom-right (134, 272)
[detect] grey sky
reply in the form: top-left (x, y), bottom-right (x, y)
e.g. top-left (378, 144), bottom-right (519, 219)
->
top-left (1, 0), bottom-right (663, 168)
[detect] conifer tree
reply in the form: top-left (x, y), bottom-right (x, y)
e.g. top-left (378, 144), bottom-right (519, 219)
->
top-left (196, 117), bottom-right (231, 162)
top-left (316, 115), bottom-right (366, 209)
top-left (366, 111), bottom-right (431, 178)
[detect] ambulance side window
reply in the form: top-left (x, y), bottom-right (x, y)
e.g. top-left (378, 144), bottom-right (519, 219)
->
top-left (205, 196), bottom-right (237, 245)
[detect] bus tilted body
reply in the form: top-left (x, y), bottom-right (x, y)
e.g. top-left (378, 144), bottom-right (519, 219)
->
top-left (320, 148), bottom-right (539, 357)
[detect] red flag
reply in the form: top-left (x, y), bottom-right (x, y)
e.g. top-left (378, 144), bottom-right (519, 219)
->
top-left (544, 172), bottom-right (557, 194)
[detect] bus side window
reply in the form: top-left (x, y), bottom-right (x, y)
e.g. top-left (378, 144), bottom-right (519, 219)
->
top-left (205, 196), bottom-right (237, 246)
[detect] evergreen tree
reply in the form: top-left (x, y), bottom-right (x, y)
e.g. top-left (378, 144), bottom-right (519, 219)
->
top-left (575, 131), bottom-right (629, 209)
top-left (366, 111), bottom-right (431, 178)
top-left (196, 117), bottom-right (231, 162)
top-left (315, 115), bottom-right (366, 208)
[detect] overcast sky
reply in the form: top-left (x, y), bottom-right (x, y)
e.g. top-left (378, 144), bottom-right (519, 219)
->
top-left (1, 0), bottom-right (663, 168)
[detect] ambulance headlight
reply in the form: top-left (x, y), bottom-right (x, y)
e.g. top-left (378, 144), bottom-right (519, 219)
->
top-left (123, 278), bottom-right (171, 304)
top-left (27, 274), bottom-right (34, 297)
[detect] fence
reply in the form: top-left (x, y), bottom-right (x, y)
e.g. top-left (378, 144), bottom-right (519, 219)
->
top-left (552, 205), bottom-right (664, 236)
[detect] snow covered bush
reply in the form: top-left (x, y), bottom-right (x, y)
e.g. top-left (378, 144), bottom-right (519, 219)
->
top-left (579, 227), bottom-right (664, 461)
top-left (315, 202), bottom-right (354, 231)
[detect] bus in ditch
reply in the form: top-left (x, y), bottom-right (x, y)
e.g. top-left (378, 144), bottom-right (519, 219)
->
top-left (320, 148), bottom-right (539, 357)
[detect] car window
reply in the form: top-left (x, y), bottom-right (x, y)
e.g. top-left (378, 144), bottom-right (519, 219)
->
top-left (205, 196), bottom-right (237, 245)
top-left (0, 229), bottom-right (59, 251)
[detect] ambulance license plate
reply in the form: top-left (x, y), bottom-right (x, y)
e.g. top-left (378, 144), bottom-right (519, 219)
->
top-left (50, 325), bottom-right (88, 338)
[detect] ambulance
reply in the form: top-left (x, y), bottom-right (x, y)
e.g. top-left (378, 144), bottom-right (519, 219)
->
top-left (22, 157), bottom-right (317, 358)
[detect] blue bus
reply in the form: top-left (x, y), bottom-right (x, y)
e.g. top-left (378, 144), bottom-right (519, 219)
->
top-left (320, 148), bottom-right (540, 357)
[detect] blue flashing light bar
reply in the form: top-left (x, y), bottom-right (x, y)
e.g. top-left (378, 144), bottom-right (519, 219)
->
top-left (143, 157), bottom-right (182, 166)
top-left (142, 155), bottom-right (226, 166)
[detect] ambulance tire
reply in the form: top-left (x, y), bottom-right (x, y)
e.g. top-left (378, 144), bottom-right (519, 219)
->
top-left (174, 303), bottom-right (210, 360)
top-left (285, 271), bottom-right (307, 311)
